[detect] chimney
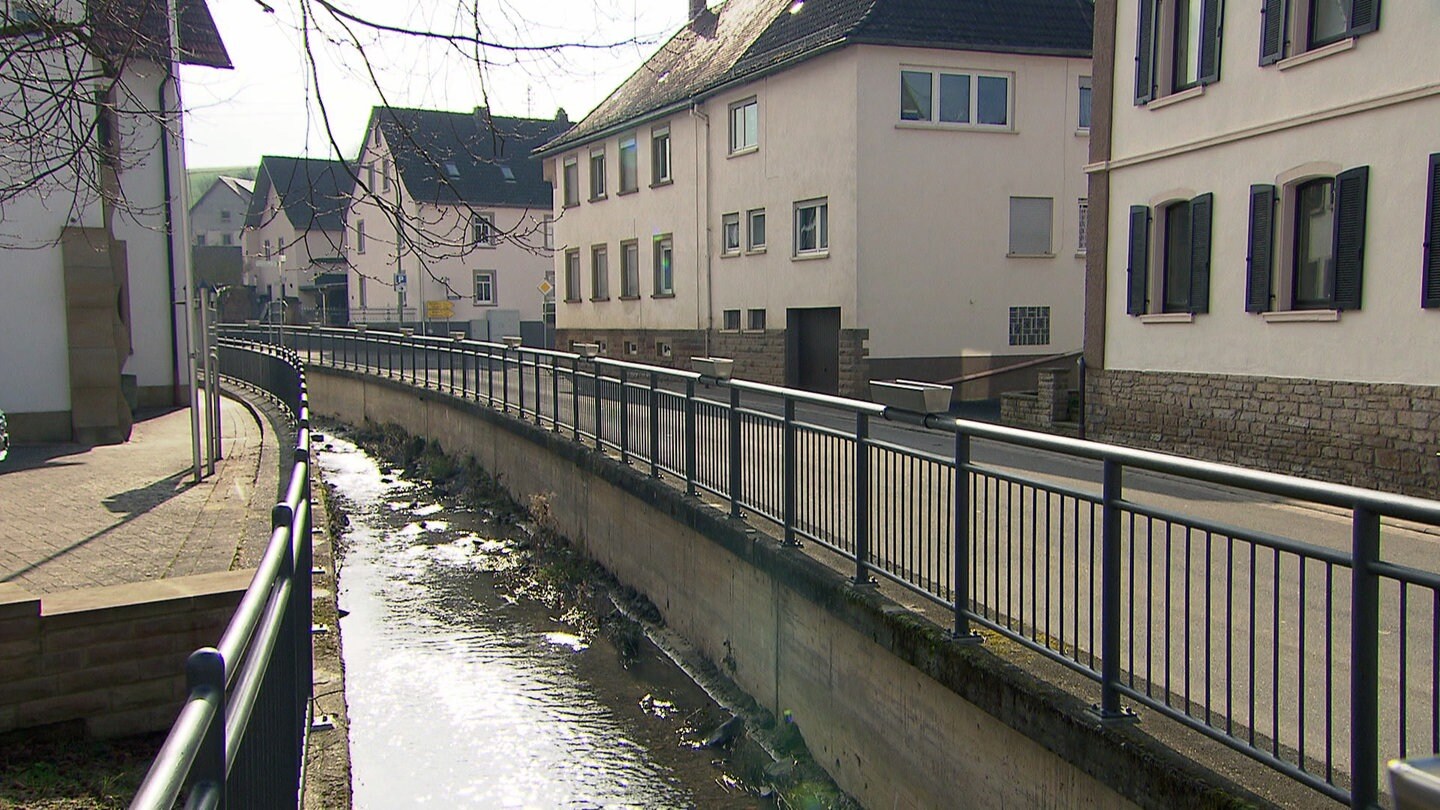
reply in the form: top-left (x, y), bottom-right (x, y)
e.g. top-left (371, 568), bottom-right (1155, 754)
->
top-left (689, 0), bottom-right (706, 19)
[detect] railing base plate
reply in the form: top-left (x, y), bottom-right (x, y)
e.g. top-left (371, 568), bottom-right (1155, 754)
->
top-left (1086, 705), bottom-right (1140, 726)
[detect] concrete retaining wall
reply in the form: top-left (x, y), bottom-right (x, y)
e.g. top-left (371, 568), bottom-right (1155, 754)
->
top-left (310, 367), bottom-right (1269, 810)
top-left (0, 572), bottom-right (249, 738)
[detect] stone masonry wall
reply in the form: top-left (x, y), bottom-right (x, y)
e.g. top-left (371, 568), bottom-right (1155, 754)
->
top-left (1086, 369), bottom-right (1440, 497)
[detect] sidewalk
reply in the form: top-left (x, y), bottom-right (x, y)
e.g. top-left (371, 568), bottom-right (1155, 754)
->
top-left (0, 392), bottom-right (282, 595)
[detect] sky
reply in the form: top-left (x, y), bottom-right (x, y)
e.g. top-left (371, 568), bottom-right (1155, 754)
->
top-left (180, 0), bottom-right (689, 169)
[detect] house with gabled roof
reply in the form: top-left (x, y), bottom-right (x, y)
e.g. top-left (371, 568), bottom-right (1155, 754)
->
top-left (243, 155), bottom-right (354, 325)
top-left (190, 175), bottom-right (253, 248)
top-left (536, 0), bottom-right (1093, 398)
top-left (0, 0), bottom-right (230, 444)
top-left (344, 106), bottom-right (567, 342)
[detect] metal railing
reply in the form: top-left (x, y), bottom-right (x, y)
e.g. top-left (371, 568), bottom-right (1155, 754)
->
top-left (233, 323), bottom-right (1440, 809)
top-left (131, 341), bottom-right (314, 809)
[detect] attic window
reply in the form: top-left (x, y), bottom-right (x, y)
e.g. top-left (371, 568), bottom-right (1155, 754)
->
top-left (500, 165), bottom-right (516, 183)
top-left (444, 161), bottom-right (461, 180)
top-left (788, 0), bottom-right (803, 13)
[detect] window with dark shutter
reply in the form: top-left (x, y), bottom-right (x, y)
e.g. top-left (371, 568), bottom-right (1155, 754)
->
top-left (1332, 166), bottom-right (1369, 311)
top-left (1127, 206), bottom-right (1151, 315)
top-left (1198, 0), bottom-right (1223, 84)
top-left (1246, 185), bottom-right (1276, 312)
top-left (1188, 193), bottom-right (1213, 313)
top-left (1134, 0), bottom-right (1157, 105)
top-left (1424, 154), bottom-right (1440, 309)
top-left (1349, 0), bottom-right (1380, 36)
top-left (1259, 0), bottom-right (1287, 65)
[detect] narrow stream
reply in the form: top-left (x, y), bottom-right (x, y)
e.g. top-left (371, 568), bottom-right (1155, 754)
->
top-left (317, 433), bottom-right (769, 808)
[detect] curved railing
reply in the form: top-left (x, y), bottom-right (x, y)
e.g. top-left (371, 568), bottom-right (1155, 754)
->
top-left (130, 341), bottom-right (313, 810)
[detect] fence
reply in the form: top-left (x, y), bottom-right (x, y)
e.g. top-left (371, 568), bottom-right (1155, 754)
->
top-left (130, 341), bottom-right (314, 809)
top-left (231, 323), bottom-right (1440, 809)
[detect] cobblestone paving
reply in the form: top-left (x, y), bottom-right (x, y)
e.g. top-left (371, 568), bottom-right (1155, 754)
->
top-left (0, 393), bottom-right (281, 595)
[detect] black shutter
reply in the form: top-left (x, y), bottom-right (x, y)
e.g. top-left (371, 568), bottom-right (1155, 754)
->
top-left (1188, 193), bottom-right (1213, 313)
top-left (1134, 0), bottom-right (1157, 105)
top-left (1332, 166), bottom-right (1369, 311)
top-left (1425, 154), bottom-right (1440, 308)
top-left (1349, 0), bottom-right (1380, 36)
top-left (1198, 0), bottom-right (1223, 85)
top-left (1246, 185), bottom-right (1276, 312)
top-left (1259, 0), bottom-right (1287, 66)
top-left (1127, 206), bottom-right (1151, 315)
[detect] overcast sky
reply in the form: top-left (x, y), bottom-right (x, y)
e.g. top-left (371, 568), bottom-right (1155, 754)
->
top-left (180, 0), bottom-right (688, 169)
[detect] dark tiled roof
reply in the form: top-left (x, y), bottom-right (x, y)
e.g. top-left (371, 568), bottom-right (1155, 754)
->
top-left (371, 107), bottom-right (568, 208)
top-left (246, 156), bottom-right (354, 232)
top-left (90, 0), bottom-right (232, 70)
top-left (540, 0), bottom-right (1092, 154)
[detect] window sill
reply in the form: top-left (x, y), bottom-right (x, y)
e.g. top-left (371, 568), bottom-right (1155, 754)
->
top-left (792, 251), bottom-right (830, 262)
top-left (1277, 37), bottom-right (1355, 71)
top-left (589, 296), bottom-right (610, 302)
top-left (617, 187), bottom-right (639, 197)
top-left (472, 301), bottom-right (497, 308)
top-left (1145, 85), bottom-right (1205, 110)
top-left (589, 194), bottom-right (607, 203)
top-left (650, 179), bottom-right (673, 189)
top-left (1006, 252), bottom-right (1055, 259)
top-left (651, 292), bottom-right (676, 299)
top-left (562, 203), bottom-right (579, 210)
top-left (720, 251), bottom-right (741, 259)
top-left (895, 121), bottom-right (1016, 134)
top-left (728, 146), bottom-right (759, 159)
top-left (1261, 309), bottom-right (1341, 323)
top-left (1074, 250), bottom-right (1087, 259)
top-left (619, 295), bottom-right (641, 301)
top-left (563, 297), bottom-right (583, 304)
top-left (1138, 312), bottom-right (1194, 324)
top-left (746, 247), bottom-right (767, 255)
top-left (1074, 128), bottom-right (1090, 138)
top-left (741, 328), bottom-right (767, 334)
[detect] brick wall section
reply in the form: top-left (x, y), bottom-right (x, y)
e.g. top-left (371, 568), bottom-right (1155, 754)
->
top-left (558, 327), bottom-right (872, 398)
top-left (1086, 369), bottom-right (1440, 497)
top-left (0, 571), bottom-right (249, 739)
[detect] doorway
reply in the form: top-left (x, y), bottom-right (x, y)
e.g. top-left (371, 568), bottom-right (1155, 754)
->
top-left (785, 307), bottom-right (840, 395)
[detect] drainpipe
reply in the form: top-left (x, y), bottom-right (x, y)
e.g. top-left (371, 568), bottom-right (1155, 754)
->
top-left (690, 104), bottom-right (712, 357)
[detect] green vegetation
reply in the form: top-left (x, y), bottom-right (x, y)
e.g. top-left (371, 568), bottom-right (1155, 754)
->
top-left (0, 728), bottom-right (162, 809)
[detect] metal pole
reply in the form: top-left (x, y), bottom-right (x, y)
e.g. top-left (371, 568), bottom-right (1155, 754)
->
top-left (1351, 507), bottom-right (1381, 810)
top-left (619, 368), bottom-right (629, 464)
top-left (729, 385), bottom-right (742, 517)
top-left (593, 361), bottom-right (603, 450)
top-left (1098, 459), bottom-right (1126, 720)
top-left (550, 354), bottom-right (560, 430)
top-left (684, 378), bottom-right (697, 496)
top-left (572, 357), bottom-right (581, 441)
top-left (517, 349), bottom-right (526, 418)
top-left (954, 433), bottom-right (979, 641)
top-left (649, 371), bottom-right (660, 477)
top-left (783, 397), bottom-right (797, 546)
top-left (198, 291), bottom-right (215, 476)
top-left (534, 349), bottom-right (543, 426)
top-left (853, 412), bottom-right (870, 584)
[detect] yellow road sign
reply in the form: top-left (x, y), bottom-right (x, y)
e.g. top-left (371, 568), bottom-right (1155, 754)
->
top-left (425, 300), bottom-right (455, 319)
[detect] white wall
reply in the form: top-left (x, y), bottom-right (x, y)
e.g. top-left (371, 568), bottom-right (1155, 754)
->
top-left (190, 181), bottom-right (247, 246)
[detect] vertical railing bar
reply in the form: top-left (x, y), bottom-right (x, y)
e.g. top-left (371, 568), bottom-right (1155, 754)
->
top-left (684, 378), bottom-right (697, 497)
top-left (1351, 506), bottom-right (1380, 810)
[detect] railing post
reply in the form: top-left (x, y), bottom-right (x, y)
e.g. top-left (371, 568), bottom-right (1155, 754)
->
top-left (783, 397), bottom-right (797, 546)
top-left (853, 412), bottom-right (870, 585)
top-left (572, 357), bottom-right (581, 442)
top-left (684, 378), bottom-right (697, 496)
top-left (487, 346), bottom-right (496, 406)
top-left (1352, 506), bottom-right (1381, 810)
top-left (729, 385), bottom-right (742, 518)
top-left (619, 368), bottom-right (630, 464)
top-left (1095, 459), bottom-right (1131, 722)
top-left (502, 349), bottom-right (510, 414)
top-left (534, 349), bottom-right (543, 425)
top-left (186, 647), bottom-right (227, 807)
top-left (649, 371), bottom-right (660, 477)
top-left (550, 355), bottom-right (560, 430)
top-left (953, 433), bottom-right (982, 641)
top-left (517, 350), bottom-right (526, 418)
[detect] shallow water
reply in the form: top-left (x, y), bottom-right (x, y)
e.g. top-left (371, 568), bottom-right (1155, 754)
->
top-left (317, 434), bottom-right (766, 809)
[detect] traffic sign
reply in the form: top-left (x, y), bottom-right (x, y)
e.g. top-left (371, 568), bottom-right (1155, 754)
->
top-left (425, 300), bottom-right (455, 319)
top-left (537, 279), bottom-right (554, 296)
top-left (395, 273), bottom-right (407, 285)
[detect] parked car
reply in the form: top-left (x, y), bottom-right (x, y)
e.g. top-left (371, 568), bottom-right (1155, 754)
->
top-left (0, 408), bottom-right (8, 462)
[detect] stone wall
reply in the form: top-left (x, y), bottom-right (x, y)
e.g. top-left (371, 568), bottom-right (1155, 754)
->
top-left (0, 572), bottom-right (249, 738)
top-left (1000, 368), bottom-right (1080, 437)
top-left (1086, 369), bottom-right (1440, 497)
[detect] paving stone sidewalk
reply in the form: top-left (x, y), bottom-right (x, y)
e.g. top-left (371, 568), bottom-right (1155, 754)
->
top-left (0, 390), bottom-right (283, 595)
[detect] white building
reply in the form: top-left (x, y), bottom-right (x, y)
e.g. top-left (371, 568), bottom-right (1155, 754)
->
top-left (345, 106), bottom-right (564, 342)
top-left (1086, 0), bottom-right (1440, 495)
top-left (189, 175), bottom-right (253, 247)
top-left (243, 156), bottom-right (353, 325)
top-left (0, 0), bottom-right (230, 443)
top-left (537, 0), bottom-right (1093, 398)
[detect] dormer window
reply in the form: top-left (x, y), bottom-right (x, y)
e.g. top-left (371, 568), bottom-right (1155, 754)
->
top-left (500, 165), bottom-right (516, 182)
top-left (444, 161), bottom-right (461, 180)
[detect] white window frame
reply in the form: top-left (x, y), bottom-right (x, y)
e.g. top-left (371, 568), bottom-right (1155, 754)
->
top-left (746, 308), bottom-right (766, 332)
top-left (472, 212), bottom-right (496, 248)
top-left (722, 309), bottom-right (741, 331)
top-left (355, 222), bottom-right (365, 254)
top-left (589, 148), bottom-right (606, 200)
top-left (899, 67), bottom-right (1013, 130)
top-left (1078, 76), bottom-right (1093, 130)
top-left (473, 270), bottom-right (496, 305)
top-left (721, 212), bottom-right (741, 256)
top-left (653, 235), bottom-right (674, 296)
top-left (562, 157), bottom-right (579, 207)
top-left (590, 244), bottom-right (610, 300)
top-left (747, 208), bottom-right (767, 252)
top-left (1077, 198), bottom-right (1089, 255)
top-left (620, 240), bottom-right (640, 298)
top-left (651, 125), bottom-right (672, 185)
top-left (793, 198), bottom-right (829, 258)
top-left (564, 249), bottom-right (581, 302)
top-left (729, 98), bottom-right (759, 154)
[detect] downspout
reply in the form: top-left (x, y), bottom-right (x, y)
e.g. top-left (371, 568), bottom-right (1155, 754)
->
top-left (690, 104), bottom-right (712, 356)
top-left (159, 81), bottom-right (180, 407)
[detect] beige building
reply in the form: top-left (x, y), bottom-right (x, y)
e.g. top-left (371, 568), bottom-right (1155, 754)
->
top-left (538, 0), bottom-right (1094, 398)
top-left (345, 107), bottom-right (564, 342)
top-left (243, 156), bottom-right (353, 325)
top-left (1086, 0), bottom-right (1440, 495)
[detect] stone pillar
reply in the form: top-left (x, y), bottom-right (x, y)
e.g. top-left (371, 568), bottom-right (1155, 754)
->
top-left (1038, 367), bottom-right (1070, 424)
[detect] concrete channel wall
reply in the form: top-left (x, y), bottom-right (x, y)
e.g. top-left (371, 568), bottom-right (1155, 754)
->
top-left (309, 367), bottom-right (1265, 810)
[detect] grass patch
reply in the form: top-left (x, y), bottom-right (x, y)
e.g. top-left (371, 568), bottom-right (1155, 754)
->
top-left (0, 727), bottom-right (163, 809)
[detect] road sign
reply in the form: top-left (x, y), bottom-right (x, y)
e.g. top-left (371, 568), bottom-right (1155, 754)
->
top-left (425, 300), bottom-right (455, 319)
top-left (395, 273), bottom-right (407, 285)
top-left (537, 279), bottom-right (554, 296)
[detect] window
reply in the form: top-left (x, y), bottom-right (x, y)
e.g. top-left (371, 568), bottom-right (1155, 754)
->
top-left (625, 341), bottom-right (639, 356)
top-left (1261, 0), bottom-right (1382, 61)
top-left (1077, 198), bottom-right (1089, 253)
top-left (500, 165), bottom-right (516, 182)
top-left (618, 136), bottom-right (639, 193)
top-left (474, 270), bottom-right (495, 305)
top-left (472, 213), bottom-right (496, 247)
top-left (382, 160), bottom-right (391, 192)
top-left (358, 274), bottom-right (367, 308)
top-left (563, 158), bottom-right (579, 207)
top-left (591, 245), bottom-right (609, 300)
top-left (367, 164), bottom-right (375, 190)
top-left (723, 309), bottom-right (741, 330)
top-left (1008, 197), bottom-right (1054, 256)
top-left (620, 240), bottom-right (640, 298)
top-left (1009, 306), bottom-right (1052, 346)
top-left (747, 308), bottom-right (766, 331)
top-left (1245, 168), bottom-right (1368, 312)
top-left (264, 239), bottom-right (272, 259)
top-left (1124, 193), bottom-right (1213, 315)
top-left (722, 213), bottom-right (741, 255)
top-left (222, 233), bottom-right (233, 246)
top-left (651, 126), bottom-right (671, 185)
top-left (794, 199), bottom-right (828, 256)
top-left (355, 222), bottom-right (365, 254)
top-left (542, 216), bottom-right (554, 250)
top-left (196, 233), bottom-right (206, 246)
top-left (1425, 154), bottom-right (1440, 309)
top-left (729, 98), bottom-right (758, 153)
top-left (589, 149), bottom-right (606, 199)
top-left (900, 69), bottom-right (1011, 128)
top-left (1134, 0), bottom-right (1222, 104)
top-left (747, 209), bottom-right (766, 251)
top-left (564, 249), bottom-right (581, 302)
top-left (443, 161), bottom-right (461, 180)
top-left (1078, 76), bottom-right (1093, 129)
top-left (219, 209), bottom-right (231, 223)
top-left (653, 235), bottom-right (674, 295)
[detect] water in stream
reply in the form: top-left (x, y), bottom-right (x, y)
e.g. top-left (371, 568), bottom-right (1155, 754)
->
top-left (317, 433), bottom-right (770, 809)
